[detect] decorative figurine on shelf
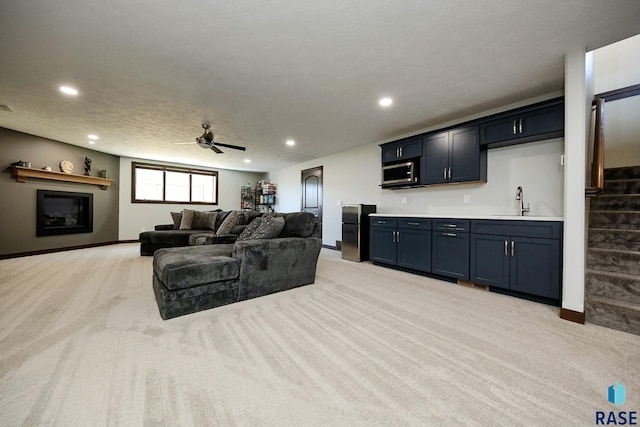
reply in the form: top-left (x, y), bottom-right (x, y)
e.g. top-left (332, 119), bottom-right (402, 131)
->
top-left (99, 169), bottom-right (109, 179)
top-left (59, 160), bottom-right (73, 174)
top-left (84, 157), bottom-right (92, 176)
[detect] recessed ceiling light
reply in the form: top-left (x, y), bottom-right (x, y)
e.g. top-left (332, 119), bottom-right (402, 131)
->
top-left (286, 139), bottom-right (295, 146)
top-left (88, 140), bottom-right (95, 145)
top-left (88, 134), bottom-right (99, 140)
top-left (379, 97), bottom-right (393, 107)
top-left (59, 86), bottom-right (79, 96)
top-left (244, 159), bottom-right (251, 163)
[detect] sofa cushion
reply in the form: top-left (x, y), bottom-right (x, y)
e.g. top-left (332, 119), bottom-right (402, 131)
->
top-left (279, 212), bottom-right (317, 237)
top-left (237, 215), bottom-right (285, 241)
top-left (154, 245), bottom-right (238, 290)
top-left (179, 209), bottom-right (196, 229)
top-left (191, 211), bottom-right (218, 230)
top-left (217, 210), bottom-right (241, 235)
top-left (170, 212), bottom-right (183, 229)
top-left (236, 217), bottom-right (262, 241)
top-left (214, 211), bottom-right (231, 231)
top-left (140, 230), bottom-right (206, 245)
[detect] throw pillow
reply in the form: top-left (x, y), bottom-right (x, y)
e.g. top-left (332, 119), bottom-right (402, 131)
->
top-left (179, 209), bottom-right (196, 230)
top-left (216, 210), bottom-right (241, 235)
top-left (214, 211), bottom-right (231, 232)
top-left (191, 211), bottom-right (218, 230)
top-left (249, 215), bottom-right (285, 239)
top-left (170, 211), bottom-right (183, 229)
top-left (236, 217), bottom-right (263, 241)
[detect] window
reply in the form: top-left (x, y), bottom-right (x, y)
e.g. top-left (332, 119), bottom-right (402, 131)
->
top-left (132, 162), bottom-right (218, 204)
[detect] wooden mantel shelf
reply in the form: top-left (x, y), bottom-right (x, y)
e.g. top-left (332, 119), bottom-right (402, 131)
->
top-left (11, 166), bottom-right (113, 190)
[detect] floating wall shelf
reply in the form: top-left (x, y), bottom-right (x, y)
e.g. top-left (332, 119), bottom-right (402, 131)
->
top-left (11, 166), bottom-right (112, 190)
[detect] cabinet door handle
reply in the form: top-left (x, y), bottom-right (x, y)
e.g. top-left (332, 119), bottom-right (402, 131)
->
top-left (504, 240), bottom-right (508, 256)
top-left (443, 232), bottom-right (457, 237)
top-left (513, 120), bottom-right (517, 135)
top-left (448, 167), bottom-right (452, 180)
top-left (511, 240), bottom-right (515, 257)
top-left (443, 168), bottom-right (447, 179)
top-left (396, 231), bottom-right (400, 242)
top-left (445, 224), bottom-right (457, 228)
top-left (407, 222), bottom-right (420, 226)
top-left (399, 147), bottom-right (403, 157)
top-left (519, 119), bottom-right (523, 134)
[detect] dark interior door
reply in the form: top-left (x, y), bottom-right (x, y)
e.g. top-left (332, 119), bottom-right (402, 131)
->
top-left (301, 166), bottom-right (323, 224)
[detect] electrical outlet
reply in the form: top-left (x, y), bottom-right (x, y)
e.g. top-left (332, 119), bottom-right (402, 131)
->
top-left (401, 197), bottom-right (408, 205)
top-left (464, 194), bottom-right (471, 204)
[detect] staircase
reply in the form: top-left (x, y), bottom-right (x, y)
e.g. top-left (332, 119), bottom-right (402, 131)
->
top-left (585, 165), bottom-right (640, 336)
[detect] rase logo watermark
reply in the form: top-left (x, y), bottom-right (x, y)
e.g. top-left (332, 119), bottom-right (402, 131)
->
top-left (596, 382), bottom-right (637, 425)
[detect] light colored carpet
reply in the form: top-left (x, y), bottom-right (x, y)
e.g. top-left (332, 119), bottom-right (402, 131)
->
top-left (0, 244), bottom-right (638, 426)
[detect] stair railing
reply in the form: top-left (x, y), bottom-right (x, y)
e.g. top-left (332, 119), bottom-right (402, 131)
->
top-left (586, 98), bottom-right (605, 196)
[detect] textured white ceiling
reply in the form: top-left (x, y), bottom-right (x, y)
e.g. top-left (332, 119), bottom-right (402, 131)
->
top-left (1, 1), bottom-right (639, 172)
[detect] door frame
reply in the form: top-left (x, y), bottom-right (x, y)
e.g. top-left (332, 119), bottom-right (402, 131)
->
top-left (300, 166), bottom-right (323, 225)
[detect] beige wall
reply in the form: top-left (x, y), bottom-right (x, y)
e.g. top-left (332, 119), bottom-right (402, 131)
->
top-left (0, 128), bottom-right (120, 257)
top-left (117, 157), bottom-right (266, 240)
top-left (593, 34), bottom-right (640, 168)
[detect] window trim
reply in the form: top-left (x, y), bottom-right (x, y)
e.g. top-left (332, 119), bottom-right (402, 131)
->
top-left (131, 162), bottom-right (219, 205)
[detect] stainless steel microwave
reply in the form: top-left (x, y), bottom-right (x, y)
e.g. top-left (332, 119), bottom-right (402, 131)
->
top-left (382, 161), bottom-right (418, 185)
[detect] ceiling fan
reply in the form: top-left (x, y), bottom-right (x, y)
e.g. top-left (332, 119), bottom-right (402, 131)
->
top-left (175, 124), bottom-right (246, 154)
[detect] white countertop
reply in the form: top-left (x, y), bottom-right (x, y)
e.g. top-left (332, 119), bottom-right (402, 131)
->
top-left (369, 213), bottom-right (564, 221)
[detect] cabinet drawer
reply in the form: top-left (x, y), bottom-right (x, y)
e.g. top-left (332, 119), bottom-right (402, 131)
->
top-left (433, 219), bottom-right (470, 232)
top-left (398, 218), bottom-right (431, 230)
top-left (371, 217), bottom-right (397, 228)
top-left (470, 220), bottom-right (562, 239)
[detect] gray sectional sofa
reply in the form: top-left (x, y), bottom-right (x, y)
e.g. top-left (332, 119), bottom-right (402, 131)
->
top-left (139, 210), bottom-right (261, 256)
top-left (152, 212), bottom-right (322, 319)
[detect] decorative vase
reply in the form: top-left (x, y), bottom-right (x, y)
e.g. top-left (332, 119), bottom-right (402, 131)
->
top-left (59, 160), bottom-right (73, 174)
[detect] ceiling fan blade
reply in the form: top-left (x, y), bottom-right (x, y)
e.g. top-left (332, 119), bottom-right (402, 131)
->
top-left (196, 137), bottom-right (212, 148)
top-left (210, 145), bottom-right (223, 154)
top-left (213, 142), bottom-right (246, 151)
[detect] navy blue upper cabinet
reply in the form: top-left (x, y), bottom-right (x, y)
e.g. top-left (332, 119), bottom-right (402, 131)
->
top-left (480, 98), bottom-right (564, 147)
top-left (382, 137), bottom-right (422, 164)
top-left (422, 126), bottom-right (486, 185)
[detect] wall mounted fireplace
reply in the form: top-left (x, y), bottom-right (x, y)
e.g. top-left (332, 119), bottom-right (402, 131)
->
top-left (37, 190), bottom-right (93, 236)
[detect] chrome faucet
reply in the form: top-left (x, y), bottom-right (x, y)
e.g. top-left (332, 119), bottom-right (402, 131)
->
top-left (516, 186), bottom-right (530, 216)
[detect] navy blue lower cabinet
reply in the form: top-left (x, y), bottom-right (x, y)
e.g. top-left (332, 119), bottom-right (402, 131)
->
top-left (510, 236), bottom-right (561, 299)
top-left (470, 234), bottom-right (510, 289)
top-left (370, 218), bottom-right (398, 265)
top-left (370, 218), bottom-right (432, 273)
top-left (397, 227), bottom-right (432, 272)
top-left (431, 231), bottom-right (470, 280)
top-left (470, 220), bottom-right (563, 302)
